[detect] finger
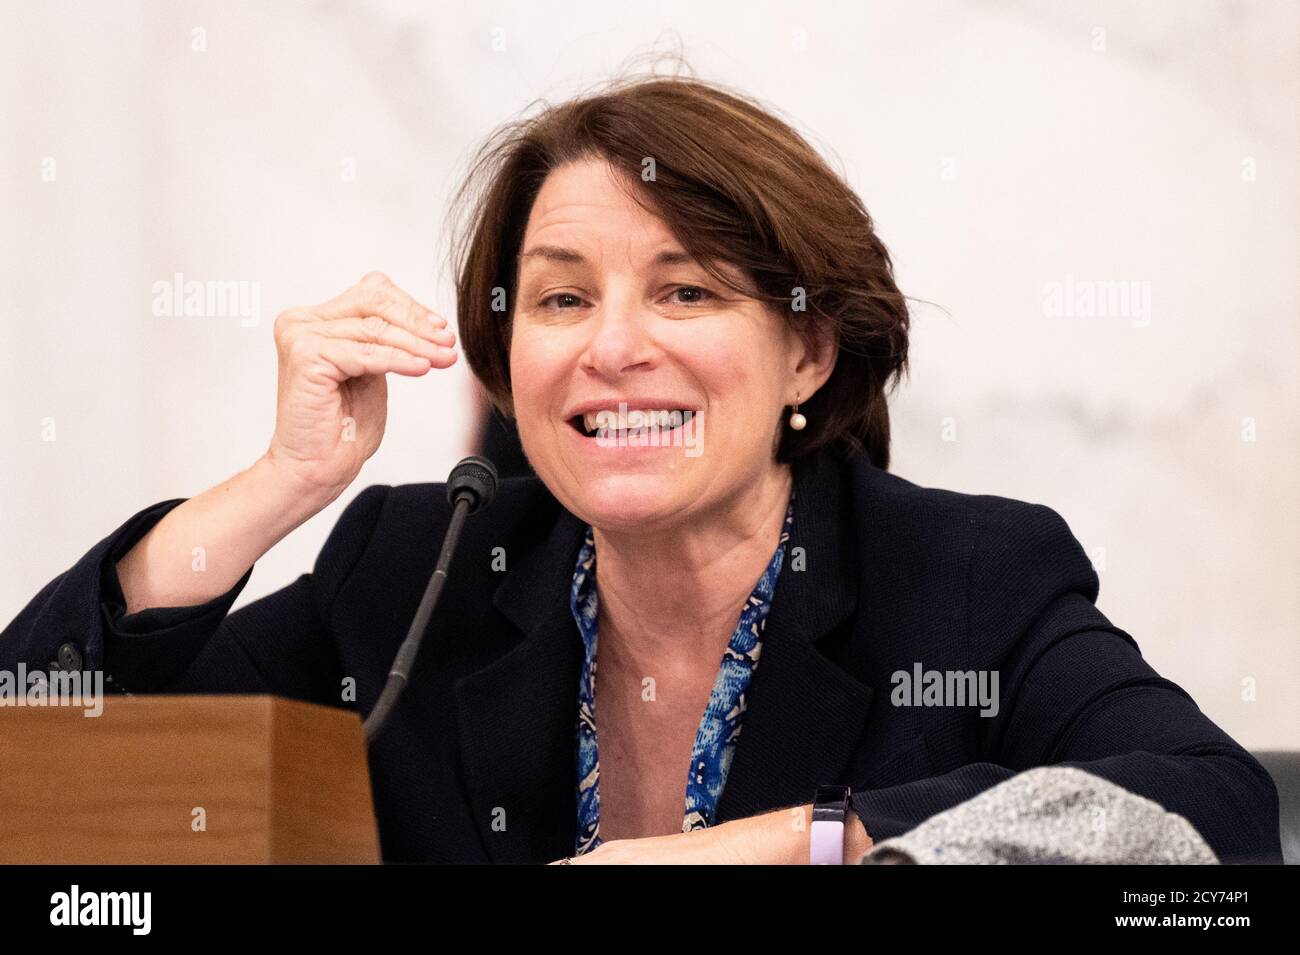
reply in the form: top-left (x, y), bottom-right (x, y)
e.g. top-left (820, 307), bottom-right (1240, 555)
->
top-left (321, 282), bottom-right (453, 343)
top-left (426, 343), bottom-right (458, 369)
top-left (311, 337), bottom-right (434, 381)
top-left (315, 274), bottom-right (448, 343)
top-left (312, 316), bottom-right (456, 363)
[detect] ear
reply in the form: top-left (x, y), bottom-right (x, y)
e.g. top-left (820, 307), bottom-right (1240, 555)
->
top-left (786, 320), bottom-right (838, 404)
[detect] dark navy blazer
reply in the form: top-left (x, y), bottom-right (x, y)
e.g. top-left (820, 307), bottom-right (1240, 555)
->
top-left (2, 446), bottom-right (1282, 863)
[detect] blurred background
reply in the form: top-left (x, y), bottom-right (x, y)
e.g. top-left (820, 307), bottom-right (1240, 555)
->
top-left (1, 0), bottom-right (1296, 749)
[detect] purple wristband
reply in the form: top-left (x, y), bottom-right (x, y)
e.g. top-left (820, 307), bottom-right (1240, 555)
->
top-left (810, 817), bottom-right (845, 865)
top-left (810, 785), bottom-right (851, 864)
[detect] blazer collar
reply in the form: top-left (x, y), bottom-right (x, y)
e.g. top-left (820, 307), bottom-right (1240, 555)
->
top-left (713, 448), bottom-right (872, 822)
top-left (454, 448), bottom-right (872, 862)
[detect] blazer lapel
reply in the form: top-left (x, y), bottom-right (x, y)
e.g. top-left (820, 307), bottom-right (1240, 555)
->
top-left (715, 450), bottom-right (874, 822)
top-left (453, 503), bottom-right (587, 864)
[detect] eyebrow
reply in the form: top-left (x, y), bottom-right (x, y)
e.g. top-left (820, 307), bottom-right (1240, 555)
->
top-left (519, 245), bottom-right (696, 267)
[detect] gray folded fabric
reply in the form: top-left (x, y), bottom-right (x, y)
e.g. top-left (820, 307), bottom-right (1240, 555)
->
top-left (860, 766), bottom-right (1218, 864)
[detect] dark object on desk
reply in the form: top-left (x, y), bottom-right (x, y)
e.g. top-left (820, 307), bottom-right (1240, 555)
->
top-left (1253, 751), bottom-right (1300, 864)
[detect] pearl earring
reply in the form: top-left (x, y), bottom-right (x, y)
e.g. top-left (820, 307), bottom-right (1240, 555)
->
top-left (789, 395), bottom-right (807, 431)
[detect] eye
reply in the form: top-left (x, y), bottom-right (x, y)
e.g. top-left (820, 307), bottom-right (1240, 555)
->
top-left (664, 285), bottom-right (715, 306)
top-left (539, 292), bottom-right (586, 310)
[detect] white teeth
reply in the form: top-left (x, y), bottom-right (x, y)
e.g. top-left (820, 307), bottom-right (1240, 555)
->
top-left (582, 409), bottom-right (689, 433)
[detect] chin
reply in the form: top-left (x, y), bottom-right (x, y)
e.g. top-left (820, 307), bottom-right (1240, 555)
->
top-left (561, 471), bottom-right (693, 532)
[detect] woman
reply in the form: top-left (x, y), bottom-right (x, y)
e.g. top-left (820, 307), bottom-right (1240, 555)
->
top-left (3, 76), bottom-right (1280, 864)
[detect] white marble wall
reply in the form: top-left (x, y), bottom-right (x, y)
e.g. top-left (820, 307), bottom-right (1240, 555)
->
top-left (2, 0), bottom-right (1295, 748)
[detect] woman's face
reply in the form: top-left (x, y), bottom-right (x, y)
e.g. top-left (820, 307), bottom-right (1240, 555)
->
top-left (509, 158), bottom-right (824, 531)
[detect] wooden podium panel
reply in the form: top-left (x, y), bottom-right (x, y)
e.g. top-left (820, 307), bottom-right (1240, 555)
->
top-left (0, 695), bottom-right (381, 864)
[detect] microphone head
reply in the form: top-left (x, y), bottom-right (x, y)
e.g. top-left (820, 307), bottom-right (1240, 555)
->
top-left (446, 455), bottom-right (498, 513)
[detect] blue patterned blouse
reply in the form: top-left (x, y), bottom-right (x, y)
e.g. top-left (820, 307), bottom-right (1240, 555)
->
top-left (569, 493), bottom-right (796, 854)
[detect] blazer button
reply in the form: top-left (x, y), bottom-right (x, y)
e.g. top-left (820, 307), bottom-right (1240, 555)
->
top-left (56, 642), bottom-right (83, 672)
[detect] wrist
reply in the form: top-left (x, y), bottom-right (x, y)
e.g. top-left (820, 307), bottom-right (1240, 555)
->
top-left (810, 787), bottom-right (872, 864)
top-left (713, 803), bottom-right (872, 864)
top-left (253, 452), bottom-right (347, 523)
top-left (844, 809), bottom-right (873, 864)
top-left (716, 806), bottom-right (812, 864)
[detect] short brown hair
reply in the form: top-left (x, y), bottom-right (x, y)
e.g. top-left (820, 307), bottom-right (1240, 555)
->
top-left (452, 74), bottom-right (909, 469)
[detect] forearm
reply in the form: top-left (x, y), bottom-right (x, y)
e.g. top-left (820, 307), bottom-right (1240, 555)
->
top-left (115, 454), bottom-right (336, 613)
top-left (723, 803), bottom-right (873, 865)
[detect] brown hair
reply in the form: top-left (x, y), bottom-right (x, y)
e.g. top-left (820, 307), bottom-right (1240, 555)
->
top-left (452, 74), bottom-right (909, 469)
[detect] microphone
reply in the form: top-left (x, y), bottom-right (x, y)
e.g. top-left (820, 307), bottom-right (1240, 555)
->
top-left (363, 455), bottom-right (498, 744)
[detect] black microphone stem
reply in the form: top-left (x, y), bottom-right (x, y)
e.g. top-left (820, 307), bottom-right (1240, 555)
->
top-left (363, 493), bottom-right (471, 744)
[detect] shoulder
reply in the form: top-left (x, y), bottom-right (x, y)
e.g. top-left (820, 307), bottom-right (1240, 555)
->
top-left (839, 447), bottom-right (1071, 535)
top-left (305, 471), bottom-right (565, 635)
top-left (322, 472), bottom-right (560, 565)
top-left (832, 447), bottom-right (1100, 633)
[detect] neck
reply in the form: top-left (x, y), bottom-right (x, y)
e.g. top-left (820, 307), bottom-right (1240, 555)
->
top-left (591, 461), bottom-right (795, 668)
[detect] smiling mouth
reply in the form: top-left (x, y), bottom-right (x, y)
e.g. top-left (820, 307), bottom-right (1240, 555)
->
top-left (568, 409), bottom-right (695, 438)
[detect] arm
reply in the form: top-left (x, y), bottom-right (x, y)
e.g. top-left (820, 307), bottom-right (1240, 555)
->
top-left (105, 483), bottom-right (393, 700)
top-left (116, 272), bottom-right (455, 615)
top-left (3, 273), bottom-right (455, 698)
top-left (727, 803), bottom-right (873, 864)
top-left (0, 481), bottom-right (392, 704)
top-left (837, 501), bottom-right (1281, 864)
top-left (113, 454), bottom-right (337, 614)
top-left (560, 804), bottom-right (873, 865)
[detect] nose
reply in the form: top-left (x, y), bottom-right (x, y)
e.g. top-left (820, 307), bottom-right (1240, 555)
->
top-left (578, 286), bottom-right (657, 378)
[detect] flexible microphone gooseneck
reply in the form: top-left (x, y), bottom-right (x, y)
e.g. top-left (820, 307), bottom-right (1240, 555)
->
top-left (363, 455), bottom-right (498, 744)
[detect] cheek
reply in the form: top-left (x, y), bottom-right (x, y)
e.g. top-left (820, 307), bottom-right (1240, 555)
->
top-left (508, 324), bottom-right (566, 416)
top-left (674, 321), bottom-right (782, 409)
